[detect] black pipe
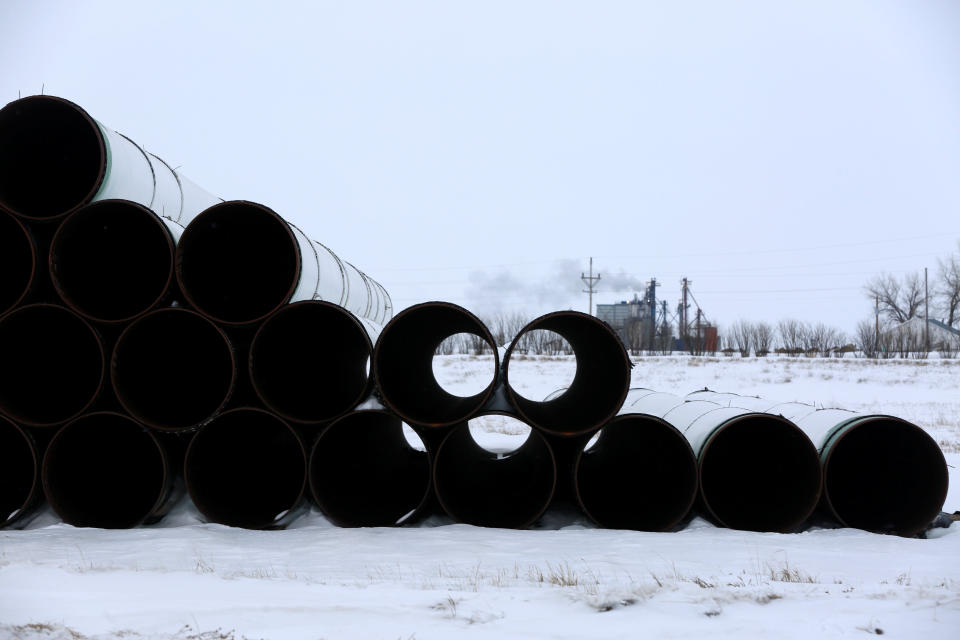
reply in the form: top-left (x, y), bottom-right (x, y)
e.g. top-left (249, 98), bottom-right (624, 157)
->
top-left (41, 412), bottom-right (178, 528)
top-left (309, 410), bottom-right (431, 527)
top-left (184, 408), bottom-right (306, 529)
top-left (373, 302), bottom-right (499, 428)
top-left (0, 211), bottom-right (35, 316)
top-left (0, 95), bottom-right (106, 221)
top-left (250, 301), bottom-right (375, 424)
top-left (503, 311), bottom-right (632, 437)
top-left (0, 416), bottom-right (42, 528)
top-left (50, 200), bottom-right (179, 323)
top-left (574, 414), bottom-right (698, 531)
top-left (433, 419), bottom-right (555, 528)
top-left (0, 304), bottom-right (104, 427)
top-left (112, 308), bottom-right (235, 430)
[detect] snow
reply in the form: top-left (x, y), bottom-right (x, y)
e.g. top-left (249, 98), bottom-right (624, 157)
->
top-left (1, 355), bottom-right (958, 639)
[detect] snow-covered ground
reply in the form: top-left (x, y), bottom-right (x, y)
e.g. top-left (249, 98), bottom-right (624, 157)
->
top-left (1, 355), bottom-right (958, 639)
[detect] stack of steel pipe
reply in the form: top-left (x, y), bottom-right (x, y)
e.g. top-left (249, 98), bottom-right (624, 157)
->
top-left (0, 94), bottom-right (391, 530)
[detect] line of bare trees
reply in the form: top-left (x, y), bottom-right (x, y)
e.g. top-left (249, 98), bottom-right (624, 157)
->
top-left (722, 319), bottom-right (849, 358)
top-left (434, 312), bottom-right (576, 356)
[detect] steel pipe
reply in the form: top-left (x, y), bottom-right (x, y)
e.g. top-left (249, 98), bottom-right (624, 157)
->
top-left (176, 201), bottom-right (392, 326)
top-left (49, 200), bottom-right (182, 323)
top-left (373, 302), bottom-right (499, 428)
top-left (0, 95), bottom-right (219, 223)
top-left (184, 408), bottom-right (307, 529)
top-left (0, 416), bottom-right (42, 528)
top-left (0, 211), bottom-right (35, 316)
top-left (250, 301), bottom-right (379, 425)
top-left (0, 304), bottom-right (104, 427)
top-left (309, 410), bottom-right (431, 527)
top-left (433, 419), bottom-right (556, 528)
top-left (689, 391), bottom-right (949, 536)
top-left (628, 389), bottom-right (822, 532)
top-left (41, 412), bottom-right (178, 528)
top-left (502, 311), bottom-right (632, 437)
top-left (112, 308), bottom-right (235, 431)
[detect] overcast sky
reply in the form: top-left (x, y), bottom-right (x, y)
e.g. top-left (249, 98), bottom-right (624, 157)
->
top-left (3, 0), bottom-right (958, 333)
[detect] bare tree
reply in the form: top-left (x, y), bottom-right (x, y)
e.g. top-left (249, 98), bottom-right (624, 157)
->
top-left (752, 321), bottom-right (775, 357)
top-left (730, 320), bottom-right (753, 357)
top-left (937, 246), bottom-right (960, 327)
top-left (864, 272), bottom-right (924, 324)
top-left (777, 319), bottom-right (805, 355)
top-left (855, 319), bottom-right (879, 358)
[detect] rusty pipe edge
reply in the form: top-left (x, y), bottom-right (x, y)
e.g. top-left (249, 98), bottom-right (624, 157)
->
top-left (0, 211), bottom-right (36, 317)
top-left (0, 416), bottom-right (43, 528)
top-left (50, 200), bottom-right (181, 324)
top-left (373, 302), bottom-right (500, 428)
top-left (309, 410), bottom-right (432, 527)
top-left (433, 417), bottom-right (556, 529)
top-left (0, 95), bottom-right (220, 223)
top-left (184, 408), bottom-right (307, 529)
top-left (112, 308), bottom-right (236, 431)
top-left (574, 414), bottom-right (699, 531)
top-left (41, 412), bottom-right (179, 528)
top-left (0, 304), bottom-right (104, 427)
top-left (502, 311), bottom-right (632, 437)
top-left (250, 301), bottom-right (377, 425)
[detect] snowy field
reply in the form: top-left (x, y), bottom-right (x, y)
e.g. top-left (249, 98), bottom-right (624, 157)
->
top-left (1, 355), bottom-right (958, 639)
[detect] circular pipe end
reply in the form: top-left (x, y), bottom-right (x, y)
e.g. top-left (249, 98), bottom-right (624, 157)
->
top-left (113, 308), bottom-right (236, 431)
top-left (176, 201), bottom-right (301, 325)
top-left (0, 211), bottom-right (36, 316)
top-left (699, 414), bottom-right (822, 532)
top-left (42, 412), bottom-right (169, 528)
top-left (823, 417), bottom-right (948, 536)
top-left (373, 302), bottom-right (499, 427)
top-left (0, 416), bottom-right (40, 527)
top-left (251, 301), bottom-right (374, 424)
top-left (504, 311), bottom-right (631, 436)
top-left (185, 408), bottom-right (306, 529)
top-left (575, 414), bottom-right (698, 531)
top-left (0, 304), bottom-right (104, 427)
top-left (309, 411), bottom-right (431, 527)
top-left (50, 200), bottom-right (176, 323)
top-left (0, 95), bottom-right (106, 221)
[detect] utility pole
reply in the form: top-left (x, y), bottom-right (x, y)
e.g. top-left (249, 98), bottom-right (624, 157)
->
top-left (581, 257), bottom-right (600, 317)
top-left (925, 267), bottom-right (929, 351)
top-left (875, 295), bottom-right (879, 343)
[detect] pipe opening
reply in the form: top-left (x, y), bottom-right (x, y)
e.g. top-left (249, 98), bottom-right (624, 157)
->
top-left (824, 418), bottom-right (948, 535)
top-left (0, 212), bottom-right (34, 315)
top-left (42, 413), bottom-right (167, 528)
top-left (433, 421), bottom-right (555, 528)
top-left (375, 303), bottom-right (498, 426)
top-left (0, 96), bottom-right (104, 220)
top-left (113, 309), bottom-right (234, 430)
top-left (432, 333), bottom-right (498, 397)
top-left (177, 202), bottom-right (299, 324)
top-left (505, 312), bottom-right (631, 436)
top-left (0, 305), bottom-right (103, 426)
top-left (467, 415), bottom-right (533, 454)
top-left (50, 200), bottom-right (176, 322)
top-left (575, 415), bottom-right (697, 531)
top-left (506, 331), bottom-right (575, 401)
top-left (402, 423), bottom-right (428, 451)
top-left (699, 416), bottom-right (821, 532)
top-left (185, 409), bottom-right (306, 529)
top-left (0, 417), bottom-right (37, 526)
top-left (310, 411), bottom-right (431, 527)
top-left (250, 301), bottom-right (373, 423)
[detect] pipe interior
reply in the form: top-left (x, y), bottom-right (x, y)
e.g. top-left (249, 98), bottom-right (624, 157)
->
top-left (42, 413), bottom-right (166, 528)
top-left (251, 303), bottom-right (371, 423)
top-left (699, 416), bottom-right (821, 532)
top-left (185, 410), bottom-right (305, 529)
top-left (177, 202), bottom-right (298, 324)
top-left (375, 305), bottom-right (497, 426)
top-left (507, 314), bottom-right (630, 435)
top-left (434, 423), bottom-right (555, 528)
top-left (113, 310), bottom-right (234, 430)
top-left (0, 212), bottom-right (34, 315)
top-left (577, 416), bottom-right (697, 531)
top-left (310, 412), bottom-right (430, 526)
top-left (825, 419), bottom-right (948, 535)
top-left (0, 418), bottom-right (36, 525)
top-left (0, 305), bottom-right (103, 426)
top-left (0, 96), bottom-right (103, 220)
top-left (51, 201), bottom-right (175, 322)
